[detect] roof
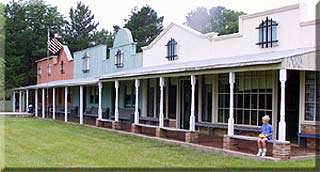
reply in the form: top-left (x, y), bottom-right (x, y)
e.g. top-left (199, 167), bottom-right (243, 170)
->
top-left (100, 47), bottom-right (316, 80)
top-left (14, 77), bottom-right (99, 90)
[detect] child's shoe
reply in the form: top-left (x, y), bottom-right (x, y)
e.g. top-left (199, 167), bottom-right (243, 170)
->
top-left (256, 149), bottom-right (262, 156)
top-left (261, 149), bottom-right (267, 157)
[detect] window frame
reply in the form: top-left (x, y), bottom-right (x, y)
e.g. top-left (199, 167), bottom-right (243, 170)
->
top-left (82, 53), bottom-right (90, 73)
top-left (115, 50), bottom-right (124, 68)
top-left (303, 71), bottom-right (319, 123)
top-left (256, 17), bottom-right (278, 48)
top-left (60, 61), bottom-right (65, 74)
top-left (166, 38), bottom-right (177, 61)
top-left (217, 71), bottom-right (273, 127)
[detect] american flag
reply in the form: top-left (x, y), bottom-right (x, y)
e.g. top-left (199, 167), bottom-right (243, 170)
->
top-left (48, 31), bottom-right (63, 55)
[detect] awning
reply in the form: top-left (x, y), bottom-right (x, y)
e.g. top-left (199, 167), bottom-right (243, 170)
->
top-left (14, 77), bottom-right (99, 90)
top-left (100, 47), bottom-right (316, 80)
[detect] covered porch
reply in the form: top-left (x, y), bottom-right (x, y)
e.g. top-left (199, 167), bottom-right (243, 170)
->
top-left (96, 47), bottom-right (318, 160)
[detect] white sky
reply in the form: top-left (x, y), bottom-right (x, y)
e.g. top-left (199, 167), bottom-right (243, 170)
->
top-left (1, 0), bottom-right (317, 31)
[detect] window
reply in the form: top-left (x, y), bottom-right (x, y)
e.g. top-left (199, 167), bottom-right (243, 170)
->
top-left (124, 82), bottom-right (135, 108)
top-left (38, 67), bottom-right (42, 77)
top-left (115, 50), bottom-right (123, 68)
top-left (218, 71), bottom-right (273, 126)
top-left (89, 86), bottom-right (99, 104)
top-left (166, 38), bottom-right (177, 60)
top-left (48, 64), bottom-right (52, 76)
top-left (82, 52), bottom-right (90, 72)
top-left (106, 48), bottom-right (110, 59)
top-left (304, 71), bottom-right (320, 121)
top-left (256, 17), bottom-right (278, 48)
top-left (60, 61), bottom-right (65, 74)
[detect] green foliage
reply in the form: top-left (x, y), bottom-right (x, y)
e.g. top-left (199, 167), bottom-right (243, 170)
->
top-left (124, 5), bottom-right (164, 52)
top-left (0, 3), bottom-right (4, 100)
top-left (185, 6), bottom-right (246, 35)
top-left (4, 0), bottom-right (64, 95)
top-left (62, 1), bottom-right (99, 53)
top-left (93, 28), bottom-right (114, 48)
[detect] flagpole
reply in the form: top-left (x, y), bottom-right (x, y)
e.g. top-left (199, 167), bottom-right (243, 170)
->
top-left (47, 26), bottom-right (50, 58)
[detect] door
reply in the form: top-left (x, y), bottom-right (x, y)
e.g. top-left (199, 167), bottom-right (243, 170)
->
top-left (284, 70), bottom-right (300, 142)
top-left (180, 80), bottom-right (191, 129)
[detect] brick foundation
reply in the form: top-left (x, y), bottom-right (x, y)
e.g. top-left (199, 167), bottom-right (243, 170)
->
top-left (131, 124), bottom-right (141, 133)
top-left (301, 124), bottom-right (319, 149)
top-left (112, 121), bottom-right (121, 130)
top-left (185, 132), bottom-right (199, 143)
top-left (155, 128), bottom-right (165, 138)
top-left (223, 135), bottom-right (239, 151)
top-left (272, 142), bottom-right (291, 160)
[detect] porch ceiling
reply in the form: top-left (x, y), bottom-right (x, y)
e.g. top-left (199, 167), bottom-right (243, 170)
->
top-left (100, 47), bottom-right (316, 81)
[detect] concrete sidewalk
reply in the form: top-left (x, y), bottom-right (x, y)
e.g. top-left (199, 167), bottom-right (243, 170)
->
top-left (0, 112), bottom-right (32, 116)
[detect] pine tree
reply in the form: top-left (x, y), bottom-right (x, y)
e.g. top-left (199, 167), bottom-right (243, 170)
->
top-left (63, 1), bottom-right (98, 53)
top-left (124, 5), bottom-right (164, 52)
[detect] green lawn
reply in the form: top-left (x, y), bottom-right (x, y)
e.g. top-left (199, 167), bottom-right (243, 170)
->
top-left (1, 117), bottom-right (317, 169)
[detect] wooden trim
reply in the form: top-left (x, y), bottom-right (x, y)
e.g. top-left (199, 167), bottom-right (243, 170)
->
top-left (272, 70), bottom-right (278, 140)
top-left (198, 75), bottom-right (203, 122)
top-left (299, 71), bottom-right (305, 133)
top-left (212, 74), bottom-right (218, 123)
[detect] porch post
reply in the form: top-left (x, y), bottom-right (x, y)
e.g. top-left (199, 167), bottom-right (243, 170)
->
top-left (278, 69), bottom-right (287, 142)
top-left (159, 77), bottom-right (165, 128)
top-left (52, 88), bottom-right (56, 120)
top-left (12, 91), bottom-right (15, 112)
top-left (190, 75), bottom-right (196, 132)
top-left (19, 91), bottom-right (22, 112)
top-left (25, 89), bottom-right (29, 112)
top-left (134, 79), bottom-right (140, 124)
top-left (227, 72), bottom-right (235, 136)
top-left (114, 80), bottom-right (119, 122)
top-left (64, 87), bottom-right (68, 122)
top-left (42, 88), bottom-right (45, 118)
top-left (35, 89), bottom-right (38, 116)
top-left (98, 82), bottom-right (103, 120)
top-left (79, 85), bottom-right (84, 124)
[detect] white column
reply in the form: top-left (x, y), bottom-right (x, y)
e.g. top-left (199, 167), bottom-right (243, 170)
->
top-left (64, 87), bottom-right (68, 122)
top-left (42, 88), bottom-right (45, 118)
top-left (25, 89), bottom-right (29, 112)
top-left (190, 75), bottom-right (196, 132)
top-left (35, 89), bottom-right (38, 117)
top-left (134, 79), bottom-right (140, 124)
top-left (114, 80), bottom-right (119, 122)
top-left (79, 85), bottom-right (84, 124)
top-left (278, 69), bottom-right (287, 142)
top-left (52, 88), bottom-right (56, 120)
top-left (12, 91), bottom-right (15, 112)
top-left (19, 91), bottom-right (22, 112)
top-left (227, 72), bottom-right (235, 136)
top-left (98, 82), bottom-right (103, 120)
top-left (159, 77), bottom-right (165, 128)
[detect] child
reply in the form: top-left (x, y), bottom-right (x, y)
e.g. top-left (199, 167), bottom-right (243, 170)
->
top-left (256, 115), bottom-right (272, 157)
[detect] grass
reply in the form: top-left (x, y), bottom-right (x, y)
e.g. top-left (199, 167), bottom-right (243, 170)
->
top-left (1, 117), bottom-right (317, 169)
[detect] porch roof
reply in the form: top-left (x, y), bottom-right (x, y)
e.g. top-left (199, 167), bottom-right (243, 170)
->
top-left (100, 47), bottom-right (316, 80)
top-left (14, 77), bottom-right (99, 90)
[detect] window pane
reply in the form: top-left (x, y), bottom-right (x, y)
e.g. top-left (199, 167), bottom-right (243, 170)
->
top-left (251, 110), bottom-right (257, 126)
top-left (218, 109), bottom-right (224, 123)
top-left (244, 110), bottom-right (250, 125)
top-left (236, 110), bottom-right (243, 124)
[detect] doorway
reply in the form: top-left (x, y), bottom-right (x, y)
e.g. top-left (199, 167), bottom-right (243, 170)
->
top-left (281, 70), bottom-right (300, 142)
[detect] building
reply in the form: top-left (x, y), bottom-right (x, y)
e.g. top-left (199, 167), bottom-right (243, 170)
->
top-left (13, 2), bottom-right (319, 160)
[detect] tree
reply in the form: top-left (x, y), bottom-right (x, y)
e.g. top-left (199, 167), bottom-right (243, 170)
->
top-left (93, 28), bottom-right (114, 48)
top-left (63, 1), bottom-right (98, 53)
top-left (185, 6), bottom-right (246, 35)
top-left (124, 5), bottom-right (164, 51)
top-left (4, 0), bottom-right (64, 93)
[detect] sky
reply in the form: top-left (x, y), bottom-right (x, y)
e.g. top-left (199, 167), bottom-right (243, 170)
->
top-left (0, 0), bottom-right (317, 31)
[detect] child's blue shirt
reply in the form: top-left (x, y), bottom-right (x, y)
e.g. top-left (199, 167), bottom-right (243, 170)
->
top-left (261, 124), bottom-right (272, 140)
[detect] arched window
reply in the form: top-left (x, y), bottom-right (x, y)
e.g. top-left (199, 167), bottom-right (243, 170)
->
top-left (256, 17), bottom-right (278, 48)
top-left (60, 61), bottom-right (65, 74)
top-left (82, 52), bottom-right (90, 72)
top-left (166, 38), bottom-right (177, 60)
top-left (115, 50), bottom-right (123, 68)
